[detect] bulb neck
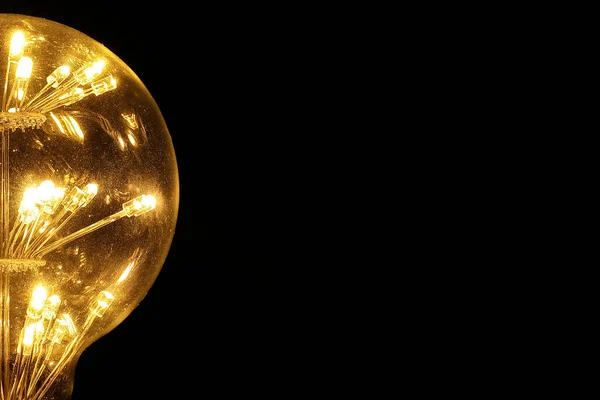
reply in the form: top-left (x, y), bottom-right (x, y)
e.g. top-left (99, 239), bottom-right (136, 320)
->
top-left (0, 112), bottom-right (46, 133)
top-left (5, 354), bottom-right (77, 400)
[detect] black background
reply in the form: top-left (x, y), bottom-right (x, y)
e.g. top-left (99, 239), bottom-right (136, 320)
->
top-left (1, 4), bottom-right (286, 399)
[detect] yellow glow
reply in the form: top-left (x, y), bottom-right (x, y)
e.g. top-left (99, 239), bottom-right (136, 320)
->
top-left (122, 113), bottom-right (139, 129)
top-left (59, 314), bottom-right (77, 336)
top-left (92, 291), bottom-right (115, 317)
top-left (50, 112), bottom-right (65, 134)
top-left (67, 116), bottom-right (84, 139)
top-left (37, 180), bottom-right (55, 202)
top-left (35, 321), bottom-right (45, 335)
top-left (31, 286), bottom-right (48, 312)
top-left (127, 133), bottom-right (136, 145)
top-left (0, 14), bottom-right (178, 399)
top-left (85, 183), bottom-right (98, 196)
top-left (10, 31), bottom-right (26, 56)
top-left (143, 195), bottom-right (156, 209)
top-left (23, 324), bottom-right (36, 347)
top-left (53, 187), bottom-right (66, 201)
top-left (117, 262), bottom-right (134, 283)
top-left (100, 291), bottom-right (114, 301)
top-left (127, 132), bottom-right (137, 146)
top-left (16, 57), bottom-right (33, 79)
top-left (47, 295), bottom-right (61, 307)
top-left (19, 187), bottom-right (38, 213)
top-left (122, 194), bottom-right (157, 217)
top-left (91, 75), bottom-right (117, 96)
top-left (93, 60), bottom-right (105, 72)
top-left (47, 65), bottom-right (71, 88)
top-left (83, 60), bottom-right (105, 82)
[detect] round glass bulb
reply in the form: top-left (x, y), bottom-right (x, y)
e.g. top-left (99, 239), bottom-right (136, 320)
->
top-left (0, 14), bottom-right (179, 400)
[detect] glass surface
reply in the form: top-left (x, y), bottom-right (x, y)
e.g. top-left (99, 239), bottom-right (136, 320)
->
top-left (0, 13), bottom-right (179, 399)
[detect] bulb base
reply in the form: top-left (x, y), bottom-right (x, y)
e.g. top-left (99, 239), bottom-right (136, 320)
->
top-left (0, 258), bottom-right (46, 272)
top-left (0, 111), bottom-right (46, 133)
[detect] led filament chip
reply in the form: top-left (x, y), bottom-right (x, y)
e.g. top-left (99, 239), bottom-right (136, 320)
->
top-left (123, 194), bottom-right (157, 217)
top-left (90, 291), bottom-right (115, 317)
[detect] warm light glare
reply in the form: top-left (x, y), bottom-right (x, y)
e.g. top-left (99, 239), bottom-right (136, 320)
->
top-left (30, 286), bottom-right (48, 312)
top-left (9, 31), bottom-right (25, 56)
top-left (67, 116), bottom-right (84, 139)
top-left (15, 56), bottom-right (33, 79)
top-left (37, 180), bottom-right (55, 201)
top-left (117, 262), bottom-right (134, 284)
top-left (23, 324), bottom-right (35, 347)
top-left (85, 183), bottom-right (98, 196)
top-left (47, 65), bottom-right (71, 87)
top-left (50, 112), bottom-right (65, 133)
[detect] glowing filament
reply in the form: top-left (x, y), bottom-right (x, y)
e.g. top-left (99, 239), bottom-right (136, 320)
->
top-left (37, 180), bottom-right (55, 202)
top-left (10, 31), bottom-right (26, 57)
top-left (27, 286), bottom-right (48, 318)
top-left (19, 187), bottom-right (38, 217)
top-left (46, 65), bottom-right (71, 88)
top-left (15, 56), bottom-right (33, 79)
top-left (91, 291), bottom-right (115, 317)
top-left (75, 60), bottom-right (105, 85)
top-left (50, 314), bottom-right (77, 344)
top-left (91, 75), bottom-right (117, 96)
top-left (23, 324), bottom-right (36, 348)
top-left (63, 184), bottom-right (97, 212)
top-left (123, 194), bottom-right (157, 217)
top-left (42, 295), bottom-right (62, 320)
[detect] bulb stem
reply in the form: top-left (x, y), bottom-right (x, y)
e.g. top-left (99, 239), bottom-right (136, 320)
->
top-left (36, 209), bottom-right (127, 257)
top-left (1, 60), bottom-right (12, 113)
top-left (1, 131), bottom-right (9, 257)
top-left (0, 273), bottom-right (10, 398)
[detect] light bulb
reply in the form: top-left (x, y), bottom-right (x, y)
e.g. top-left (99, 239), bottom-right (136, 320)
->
top-left (0, 14), bottom-right (179, 400)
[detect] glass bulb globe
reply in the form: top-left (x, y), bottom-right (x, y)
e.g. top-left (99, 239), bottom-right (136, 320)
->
top-left (0, 14), bottom-right (179, 400)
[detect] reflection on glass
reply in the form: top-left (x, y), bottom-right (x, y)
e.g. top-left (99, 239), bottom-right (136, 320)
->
top-left (0, 14), bottom-right (178, 400)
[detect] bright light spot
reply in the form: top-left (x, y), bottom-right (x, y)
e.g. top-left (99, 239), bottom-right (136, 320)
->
top-left (127, 132), bottom-right (137, 146)
top-left (86, 184), bottom-right (98, 196)
top-left (48, 295), bottom-right (61, 307)
top-left (19, 187), bottom-right (38, 212)
top-left (50, 113), bottom-right (65, 134)
top-left (142, 195), bottom-right (157, 210)
top-left (23, 324), bottom-right (35, 347)
top-left (37, 180), bottom-right (55, 201)
top-left (53, 187), bottom-right (66, 201)
top-left (10, 31), bottom-right (26, 56)
top-left (118, 262), bottom-right (134, 283)
top-left (16, 57), bottom-right (33, 79)
top-left (31, 286), bottom-right (48, 311)
top-left (122, 113), bottom-right (139, 129)
top-left (67, 116), bottom-right (84, 139)
top-left (59, 65), bottom-right (71, 76)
